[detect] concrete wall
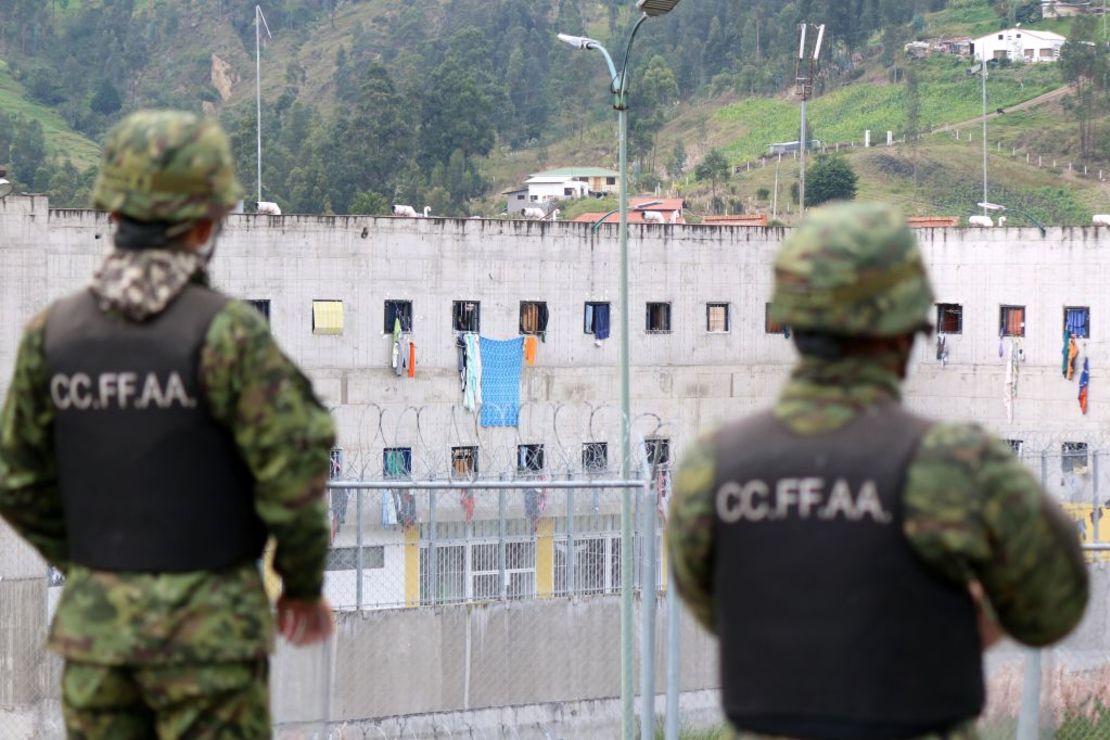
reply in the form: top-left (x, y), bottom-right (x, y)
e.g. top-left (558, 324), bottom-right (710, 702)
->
top-left (270, 594), bottom-right (718, 727)
top-left (3, 195), bottom-right (1110, 571)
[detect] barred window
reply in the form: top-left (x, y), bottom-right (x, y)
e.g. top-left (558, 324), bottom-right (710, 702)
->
top-left (520, 301), bottom-right (549, 336)
top-left (936, 304), bottom-right (962, 334)
top-left (583, 442), bottom-right (608, 473)
top-left (451, 446), bottom-right (479, 478)
top-left (518, 444), bottom-right (544, 474)
top-left (646, 302), bottom-right (671, 333)
top-left (325, 546), bottom-right (384, 571)
top-left (1000, 305), bottom-right (1025, 337)
top-left (384, 300), bottom-right (413, 333)
top-left (1065, 307), bottom-right (1090, 339)
top-left (453, 301), bottom-right (480, 333)
top-left (1062, 442), bottom-right (1089, 474)
top-left (383, 447), bottom-right (412, 479)
top-left (707, 303), bottom-right (729, 333)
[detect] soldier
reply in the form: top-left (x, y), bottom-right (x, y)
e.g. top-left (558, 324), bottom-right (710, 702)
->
top-left (0, 110), bottom-right (336, 737)
top-left (668, 202), bottom-right (1088, 739)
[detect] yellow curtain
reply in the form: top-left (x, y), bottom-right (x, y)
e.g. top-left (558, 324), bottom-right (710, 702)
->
top-left (313, 300), bottom-right (344, 335)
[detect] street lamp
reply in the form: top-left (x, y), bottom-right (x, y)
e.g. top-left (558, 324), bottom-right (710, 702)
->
top-left (558, 5), bottom-right (680, 738)
top-left (978, 201), bottom-right (1048, 237)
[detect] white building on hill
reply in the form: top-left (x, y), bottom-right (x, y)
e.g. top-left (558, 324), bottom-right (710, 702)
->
top-left (972, 27), bottom-right (1067, 62)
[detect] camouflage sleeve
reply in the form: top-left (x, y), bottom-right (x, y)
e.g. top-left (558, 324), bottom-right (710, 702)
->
top-left (201, 301), bottom-right (336, 601)
top-left (0, 313), bottom-right (67, 568)
top-left (905, 423), bottom-right (1088, 646)
top-left (666, 436), bottom-right (718, 633)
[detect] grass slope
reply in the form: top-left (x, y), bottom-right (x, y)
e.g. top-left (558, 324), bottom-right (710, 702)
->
top-left (710, 57), bottom-right (1061, 163)
top-left (699, 137), bottom-right (1108, 225)
top-left (0, 58), bottom-right (99, 170)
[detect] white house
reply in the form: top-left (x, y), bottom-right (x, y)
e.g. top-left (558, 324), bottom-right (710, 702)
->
top-left (522, 174), bottom-right (590, 205)
top-left (972, 28), bottom-right (1066, 63)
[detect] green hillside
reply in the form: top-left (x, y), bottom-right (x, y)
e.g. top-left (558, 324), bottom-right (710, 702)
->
top-left (0, 58), bottom-right (98, 170)
top-left (0, 0), bottom-right (1105, 219)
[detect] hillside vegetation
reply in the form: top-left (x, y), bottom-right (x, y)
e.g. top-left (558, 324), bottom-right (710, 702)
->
top-left (0, 0), bottom-right (1105, 223)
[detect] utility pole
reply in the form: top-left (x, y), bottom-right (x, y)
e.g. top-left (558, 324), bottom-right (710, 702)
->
top-left (981, 55), bottom-right (988, 216)
top-left (795, 23), bottom-right (825, 216)
top-left (255, 5), bottom-right (272, 207)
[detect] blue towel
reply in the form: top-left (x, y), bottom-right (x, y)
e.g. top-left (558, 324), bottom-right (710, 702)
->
top-left (594, 304), bottom-right (611, 340)
top-left (480, 336), bottom-right (524, 427)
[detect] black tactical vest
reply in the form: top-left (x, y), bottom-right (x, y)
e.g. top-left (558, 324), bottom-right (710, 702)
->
top-left (44, 285), bottom-right (265, 573)
top-left (712, 402), bottom-right (984, 739)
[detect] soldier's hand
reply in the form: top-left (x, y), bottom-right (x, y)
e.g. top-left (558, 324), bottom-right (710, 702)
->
top-left (969, 581), bottom-right (1003, 650)
top-left (277, 596), bottom-right (335, 646)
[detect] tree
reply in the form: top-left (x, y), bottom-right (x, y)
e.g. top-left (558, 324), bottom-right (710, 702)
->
top-left (418, 54), bottom-right (495, 169)
top-left (1059, 17), bottom-right (1108, 161)
top-left (667, 140), bottom-right (687, 179)
top-left (90, 79), bottom-right (122, 115)
top-left (805, 154), bottom-right (858, 207)
top-left (10, 116), bottom-right (47, 190)
top-left (694, 148), bottom-right (731, 197)
top-left (349, 191), bottom-right (390, 215)
top-left (904, 67), bottom-right (922, 188)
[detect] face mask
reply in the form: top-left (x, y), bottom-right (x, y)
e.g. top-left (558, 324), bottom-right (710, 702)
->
top-left (196, 221), bottom-right (224, 263)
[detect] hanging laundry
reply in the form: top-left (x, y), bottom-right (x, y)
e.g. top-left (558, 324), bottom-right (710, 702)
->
top-left (594, 304), bottom-right (611, 340)
top-left (523, 335), bottom-right (538, 366)
top-left (479, 336), bottom-right (524, 427)
top-left (397, 491), bottom-right (417, 527)
top-left (460, 490), bottom-right (475, 522)
top-left (381, 490), bottom-right (398, 527)
top-left (463, 333), bottom-right (482, 411)
top-left (456, 335), bottom-right (467, 377)
top-left (936, 335), bottom-right (949, 366)
top-left (1003, 337), bottom-right (1020, 423)
top-left (1079, 357), bottom-right (1090, 415)
top-left (408, 341), bottom-right (416, 378)
top-left (1062, 328), bottom-right (1072, 377)
top-left (655, 470), bottom-right (672, 520)
top-left (524, 487), bottom-right (547, 530)
top-left (1068, 336), bottom-right (1080, 380)
top-left (998, 326), bottom-right (1004, 359)
top-left (391, 317), bottom-right (403, 376)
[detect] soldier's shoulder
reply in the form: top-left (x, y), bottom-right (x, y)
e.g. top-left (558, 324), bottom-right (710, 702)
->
top-left (916, 420), bottom-right (1002, 464)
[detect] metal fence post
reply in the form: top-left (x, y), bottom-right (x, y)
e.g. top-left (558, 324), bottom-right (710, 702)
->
top-left (1093, 451), bottom-right (1100, 543)
top-left (567, 470), bottom-right (576, 596)
top-left (499, 481), bottom-right (507, 600)
top-left (1017, 453), bottom-right (1048, 738)
top-left (664, 563), bottom-right (680, 740)
top-left (640, 478), bottom-right (657, 740)
top-left (429, 489), bottom-right (438, 605)
top-left (355, 487), bottom-right (364, 610)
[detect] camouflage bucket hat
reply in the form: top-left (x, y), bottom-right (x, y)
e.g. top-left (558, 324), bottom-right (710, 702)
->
top-left (770, 202), bottom-right (934, 338)
top-left (91, 110), bottom-right (242, 222)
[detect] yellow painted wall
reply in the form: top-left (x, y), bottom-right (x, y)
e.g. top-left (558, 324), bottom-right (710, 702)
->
top-left (404, 525), bottom-right (420, 607)
top-left (536, 518), bottom-right (554, 598)
top-left (1062, 503), bottom-right (1110, 561)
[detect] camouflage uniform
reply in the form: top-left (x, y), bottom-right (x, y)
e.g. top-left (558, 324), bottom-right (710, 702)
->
top-left (0, 111), bottom-right (335, 739)
top-left (667, 203), bottom-right (1088, 740)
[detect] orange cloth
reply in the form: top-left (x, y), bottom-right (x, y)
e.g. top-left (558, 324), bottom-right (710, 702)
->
top-left (524, 335), bottom-right (538, 366)
top-left (408, 341), bottom-right (416, 378)
top-left (1067, 337), bottom-right (1079, 380)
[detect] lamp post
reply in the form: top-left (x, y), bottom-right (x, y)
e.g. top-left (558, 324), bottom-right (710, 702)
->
top-left (558, 3), bottom-right (681, 737)
top-left (978, 201), bottom-right (1048, 236)
top-left (254, 5), bottom-right (272, 206)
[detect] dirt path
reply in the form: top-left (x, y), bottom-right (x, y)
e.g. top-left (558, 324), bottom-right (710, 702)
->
top-left (942, 85), bottom-right (1071, 131)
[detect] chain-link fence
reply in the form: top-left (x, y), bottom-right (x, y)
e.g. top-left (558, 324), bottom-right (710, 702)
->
top-left (9, 443), bottom-right (1110, 738)
top-left (976, 449), bottom-right (1110, 739)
